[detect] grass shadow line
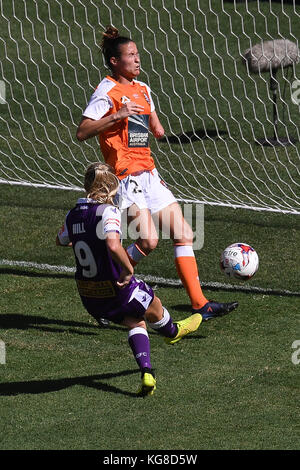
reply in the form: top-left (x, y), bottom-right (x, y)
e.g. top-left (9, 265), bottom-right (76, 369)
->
top-left (0, 369), bottom-right (139, 397)
top-left (159, 128), bottom-right (228, 144)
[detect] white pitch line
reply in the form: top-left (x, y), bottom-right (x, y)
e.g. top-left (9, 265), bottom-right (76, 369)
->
top-left (1, 180), bottom-right (299, 215)
top-left (0, 259), bottom-right (75, 273)
top-left (1, 258), bottom-right (300, 296)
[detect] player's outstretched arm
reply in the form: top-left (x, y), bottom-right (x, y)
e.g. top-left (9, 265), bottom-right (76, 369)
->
top-left (55, 235), bottom-right (72, 247)
top-left (76, 102), bottom-right (144, 141)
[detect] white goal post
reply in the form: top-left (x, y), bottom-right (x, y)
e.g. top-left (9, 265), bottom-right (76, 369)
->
top-left (0, 0), bottom-right (299, 214)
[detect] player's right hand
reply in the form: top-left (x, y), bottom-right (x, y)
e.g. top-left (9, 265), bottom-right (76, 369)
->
top-left (116, 269), bottom-right (133, 288)
top-left (117, 101), bottom-right (144, 119)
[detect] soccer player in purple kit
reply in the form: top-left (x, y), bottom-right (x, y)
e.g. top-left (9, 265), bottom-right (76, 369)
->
top-left (56, 162), bottom-right (202, 397)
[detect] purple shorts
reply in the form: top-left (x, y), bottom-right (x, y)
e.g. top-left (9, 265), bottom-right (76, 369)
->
top-left (79, 278), bottom-right (154, 324)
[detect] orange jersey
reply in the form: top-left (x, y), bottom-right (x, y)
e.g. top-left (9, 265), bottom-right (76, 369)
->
top-left (82, 76), bottom-right (156, 179)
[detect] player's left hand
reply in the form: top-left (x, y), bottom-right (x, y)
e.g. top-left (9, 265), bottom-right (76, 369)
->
top-left (152, 126), bottom-right (165, 139)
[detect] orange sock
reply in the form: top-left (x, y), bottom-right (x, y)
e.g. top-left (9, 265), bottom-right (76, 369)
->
top-left (174, 245), bottom-right (208, 310)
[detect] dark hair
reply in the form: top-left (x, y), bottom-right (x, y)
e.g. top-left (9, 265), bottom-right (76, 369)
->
top-left (101, 26), bottom-right (133, 70)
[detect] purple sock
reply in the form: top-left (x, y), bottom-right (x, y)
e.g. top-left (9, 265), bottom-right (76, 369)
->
top-left (148, 308), bottom-right (178, 338)
top-left (128, 327), bottom-right (152, 371)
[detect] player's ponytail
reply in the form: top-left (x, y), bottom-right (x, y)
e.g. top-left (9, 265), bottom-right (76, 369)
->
top-left (84, 162), bottom-right (119, 205)
top-left (100, 25), bottom-right (132, 69)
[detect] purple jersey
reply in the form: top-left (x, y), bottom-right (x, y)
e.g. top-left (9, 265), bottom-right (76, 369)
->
top-left (65, 201), bottom-right (122, 283)
top-left (58, 198), bottom-right (154, 322)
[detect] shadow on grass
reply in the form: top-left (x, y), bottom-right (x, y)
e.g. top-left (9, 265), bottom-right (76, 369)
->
top-left (0, 313), bottom-right (125, 336)
top-left (159, 128), bottom-right (227, 144)
top-left (0, 369), bottom-right (139, 397)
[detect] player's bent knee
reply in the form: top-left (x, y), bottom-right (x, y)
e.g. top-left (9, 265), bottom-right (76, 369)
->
top-left (138, 237), bottom-right (159, 253)
top-left (144, 296), bottom-right (163, 323)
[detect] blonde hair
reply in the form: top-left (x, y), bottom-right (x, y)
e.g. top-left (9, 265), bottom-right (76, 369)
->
top-left (84, 162), bottom-right (119, 205)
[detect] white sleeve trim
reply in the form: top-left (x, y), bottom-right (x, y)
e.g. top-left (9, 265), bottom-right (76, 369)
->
top-left (82, 79), bottom-right (115, 120)
top-left (57, 213), bottom-right (70, 245)
top-left (144, 83), bottom-right (155, 113)
top-left (102, 205), bottom-right (122, 235)
top-left (82, 93), bottom-right (112, 120)
top-left (136, 80), bottom-right (155, 113)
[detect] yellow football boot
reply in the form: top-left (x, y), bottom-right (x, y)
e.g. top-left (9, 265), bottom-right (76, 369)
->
top-left (164, 313), bottom-right (202, 345)
top-left (137, 372), bottom-right (156, 397)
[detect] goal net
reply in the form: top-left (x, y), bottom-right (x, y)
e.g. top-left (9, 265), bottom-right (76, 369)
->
top-left (0, 0), bottom-right (299, 214)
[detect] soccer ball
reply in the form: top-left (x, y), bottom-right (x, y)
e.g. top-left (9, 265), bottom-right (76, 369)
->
top-left (220, 243), bottom-right (259, 280)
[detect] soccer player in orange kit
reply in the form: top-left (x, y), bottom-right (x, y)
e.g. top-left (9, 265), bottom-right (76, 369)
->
top-left (76, 26), bottom-right (238, 320)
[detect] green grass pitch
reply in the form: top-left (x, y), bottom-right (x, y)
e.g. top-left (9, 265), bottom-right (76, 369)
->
top-left (0, 184), bottom-right (299, 450)
top-left (0, 0), bottom-right (300, 452)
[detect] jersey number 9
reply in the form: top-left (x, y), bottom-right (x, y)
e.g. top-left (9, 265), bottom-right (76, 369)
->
top-left (74, 241), bottom-right (97, 278)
